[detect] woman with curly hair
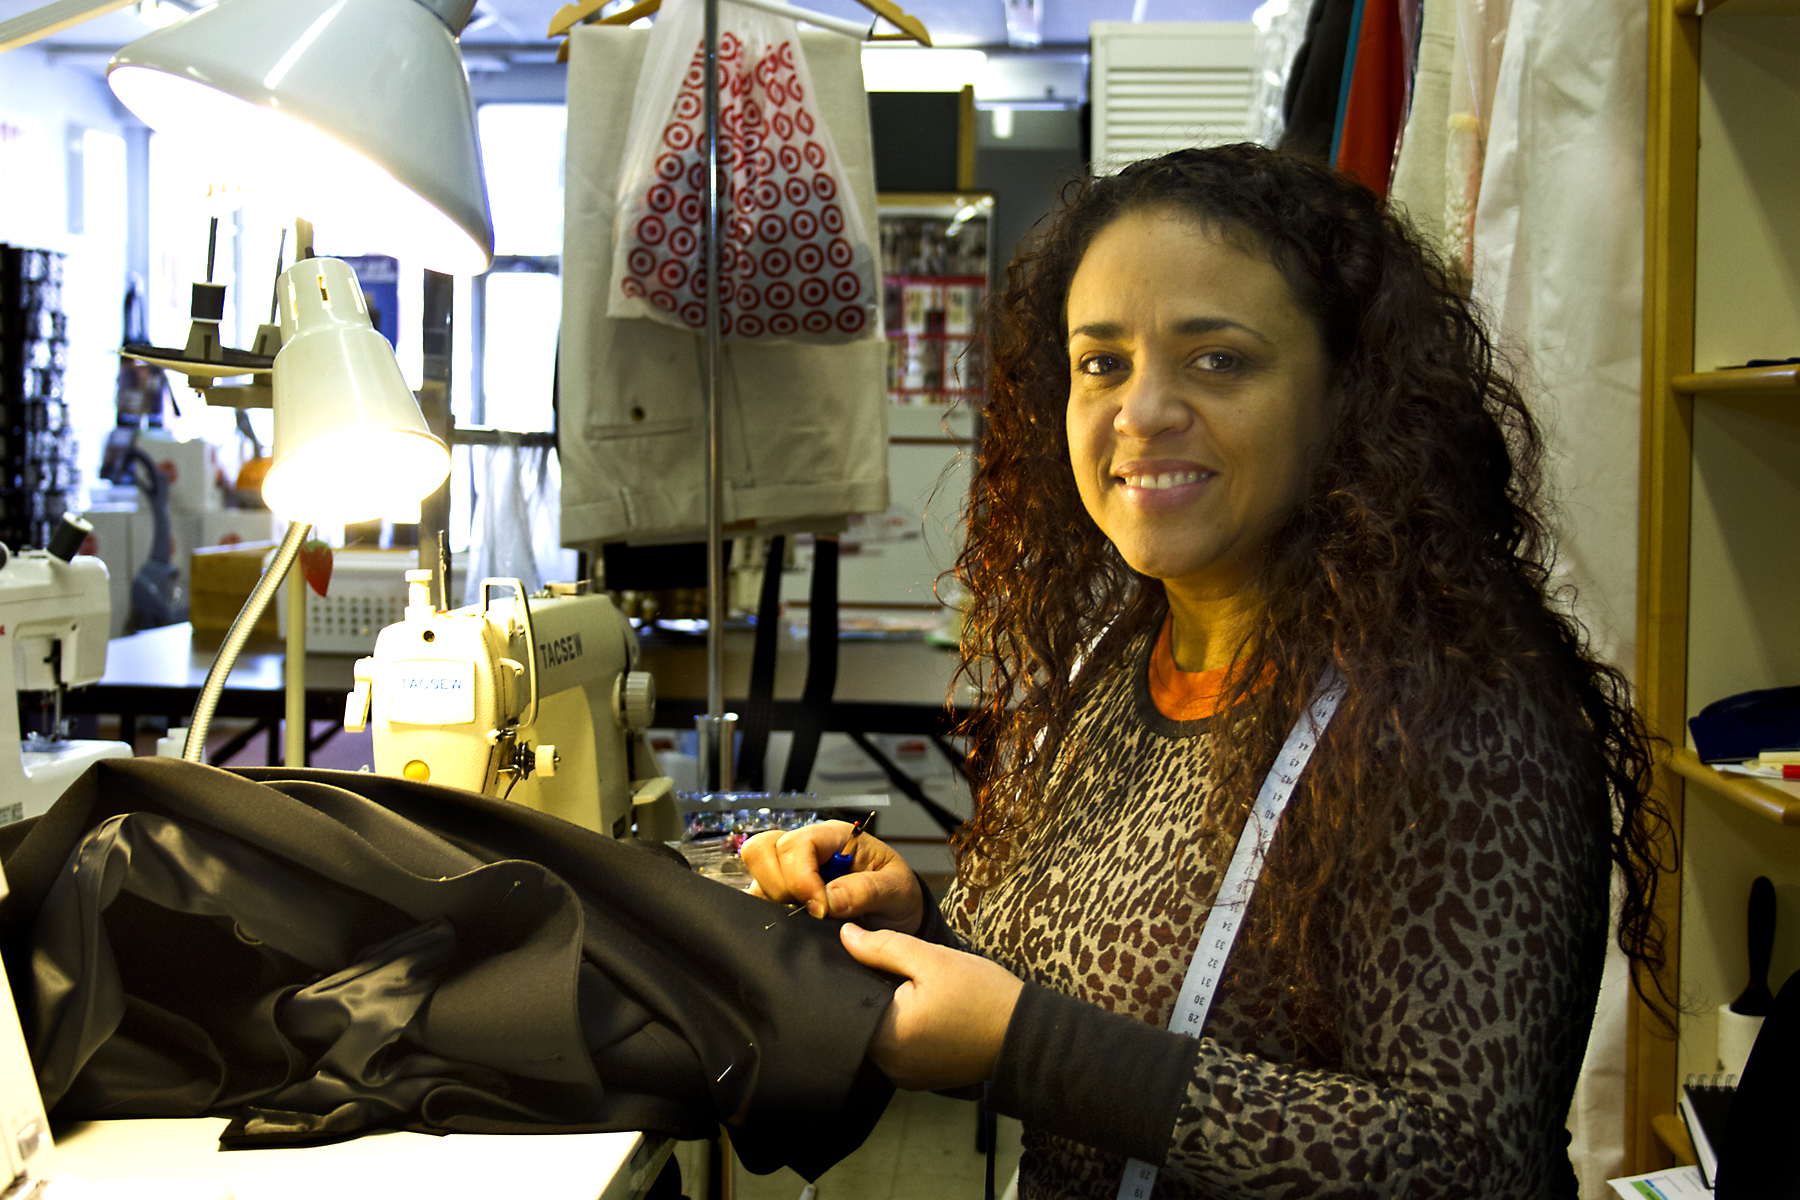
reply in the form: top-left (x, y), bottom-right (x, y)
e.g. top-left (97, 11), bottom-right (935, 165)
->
top-left (744, 143), bottom-right (1669, 1198)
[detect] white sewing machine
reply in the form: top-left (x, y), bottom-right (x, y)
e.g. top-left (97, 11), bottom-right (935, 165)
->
top-left (346, 575), bottom-right (677, 840)
top-left (1, 545), bottom-right (133, 826)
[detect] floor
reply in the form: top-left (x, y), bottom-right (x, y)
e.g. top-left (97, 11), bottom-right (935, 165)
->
top-left (724, 1088), bottom-right (1023, 1200)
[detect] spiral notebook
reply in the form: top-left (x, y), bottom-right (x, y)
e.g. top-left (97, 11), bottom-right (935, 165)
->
top-left (1679, 1073), bottom-right (1736, 1189)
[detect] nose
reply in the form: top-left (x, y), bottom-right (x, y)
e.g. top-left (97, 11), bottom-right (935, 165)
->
top-left (1113, 358), bottom-right (1191, 440)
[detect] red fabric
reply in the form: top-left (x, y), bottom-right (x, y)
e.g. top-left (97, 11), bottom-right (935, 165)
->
top-left (1336, 0), bottom-right (1408, 199)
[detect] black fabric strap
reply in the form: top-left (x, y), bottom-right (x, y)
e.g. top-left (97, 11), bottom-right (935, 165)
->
top-left (780, 538), bottom-right (838, 794)
top-left (988, 982), bottom-right (1200, 1168)
top-left (734, 536), bottom-right (786, 791)
top-left (845, 731), bottom-right (962, 835)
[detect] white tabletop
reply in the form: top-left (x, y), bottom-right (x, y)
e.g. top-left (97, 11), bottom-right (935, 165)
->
top-left (48, 1118), bottom-right (670, 1200)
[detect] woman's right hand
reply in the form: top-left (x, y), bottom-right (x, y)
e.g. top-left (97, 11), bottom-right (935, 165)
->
top-left (740, 821), bottom-right (925, 934)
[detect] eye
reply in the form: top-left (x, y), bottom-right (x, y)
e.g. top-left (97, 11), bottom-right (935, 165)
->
top-left (1195, 350), bottom-right (1241, 373)
top-left (1077, 352), bottom-right (1126, 377)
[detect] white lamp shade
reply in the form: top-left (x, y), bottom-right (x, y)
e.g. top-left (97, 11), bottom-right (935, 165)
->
top-left (107, 0), bottom-right (494, 275)
top-left (263, 257), bottom-right (450, 526)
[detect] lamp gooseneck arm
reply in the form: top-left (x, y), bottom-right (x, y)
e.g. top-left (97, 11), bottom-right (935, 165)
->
top-left (183, 520), bottom-right (313, 763)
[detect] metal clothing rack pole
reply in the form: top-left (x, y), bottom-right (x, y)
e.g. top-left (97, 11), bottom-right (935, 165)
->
top-left (699, 0), bottom-right (730, 791)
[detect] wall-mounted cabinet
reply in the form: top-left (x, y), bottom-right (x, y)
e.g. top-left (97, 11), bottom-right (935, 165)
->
top-left (1634, 0), bottom-right (1800, 1172)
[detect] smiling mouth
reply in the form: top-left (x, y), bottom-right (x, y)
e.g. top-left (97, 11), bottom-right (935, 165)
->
top-left (1119, 470), bottom-right (1210, 490)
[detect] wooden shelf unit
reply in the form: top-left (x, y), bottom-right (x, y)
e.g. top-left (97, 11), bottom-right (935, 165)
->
top-left (1667, 747), bottom-right (1800, 825)
top-left (1633, 0), bottom-right (1800, 1173)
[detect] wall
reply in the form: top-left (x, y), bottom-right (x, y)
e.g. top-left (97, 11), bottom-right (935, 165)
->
top-left (974, 106), bottom-right (1085, 271)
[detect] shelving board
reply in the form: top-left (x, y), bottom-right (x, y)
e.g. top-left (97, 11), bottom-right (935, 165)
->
top-left (1673, 363), bottom-right (1800, 394)
top-left (1650, 1114), bottom-right (1697, 1168)
top-left (1669, 746), bottom-right (1800, 824)
top-left (1697, 0), bottom-right (1800, 14)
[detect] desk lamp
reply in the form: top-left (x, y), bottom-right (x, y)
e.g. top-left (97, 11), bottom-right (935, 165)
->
top-left (182, 242), bottom-right (451, 762)
top-left (84, 0), bottom-right (490, 759)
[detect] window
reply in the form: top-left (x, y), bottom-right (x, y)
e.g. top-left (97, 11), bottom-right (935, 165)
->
top-left (466, 103), bottom-right (566, 431)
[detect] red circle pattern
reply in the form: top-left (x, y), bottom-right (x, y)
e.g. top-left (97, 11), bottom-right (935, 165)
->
top-left (618, 36), bottom-right (871, 339)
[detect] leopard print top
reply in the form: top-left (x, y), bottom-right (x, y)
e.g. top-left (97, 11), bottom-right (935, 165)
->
top-left (941, 629), bottom-right (1611, 1199)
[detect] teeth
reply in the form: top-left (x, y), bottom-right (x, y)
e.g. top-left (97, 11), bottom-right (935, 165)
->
top-left (1122, 471), bottom-right (1203, 490)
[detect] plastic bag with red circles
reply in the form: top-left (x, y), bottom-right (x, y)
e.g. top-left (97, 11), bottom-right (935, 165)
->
top-left (607, 0), bottom-right (879, 343)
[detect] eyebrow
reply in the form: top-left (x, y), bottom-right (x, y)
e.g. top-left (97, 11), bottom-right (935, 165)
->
top-left (1068, 317), bottom-right (1273, 346)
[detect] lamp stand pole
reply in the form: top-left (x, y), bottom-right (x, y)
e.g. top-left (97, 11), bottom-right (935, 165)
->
top-left (284, 551), bottom-right (306, 765)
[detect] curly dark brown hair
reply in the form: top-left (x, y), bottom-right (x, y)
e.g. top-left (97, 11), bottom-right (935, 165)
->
top-left (951, 143), bottom-right (1672, 1045)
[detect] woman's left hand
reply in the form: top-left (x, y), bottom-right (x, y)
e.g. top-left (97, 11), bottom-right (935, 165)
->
top-left (839, 923), bottom-right (1025, 1091)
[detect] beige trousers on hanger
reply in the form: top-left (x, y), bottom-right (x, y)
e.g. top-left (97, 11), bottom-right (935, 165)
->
top-left (559, 24), bottom-right (890, 551)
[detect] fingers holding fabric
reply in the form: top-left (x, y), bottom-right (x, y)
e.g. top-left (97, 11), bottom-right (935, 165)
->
top-left (741, 821), bottom-right (924, 932)
top-left (839, 923), bottom-right (1024, 1091)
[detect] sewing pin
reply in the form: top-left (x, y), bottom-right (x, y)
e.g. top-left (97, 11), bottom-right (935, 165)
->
top-left (763, 901), bottom-right (810, 930)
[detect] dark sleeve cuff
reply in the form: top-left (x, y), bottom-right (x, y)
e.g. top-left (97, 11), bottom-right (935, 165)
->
top-left (912, 872), bottom-right (968, 951)
top-left (988, 981), bottom-right (1200, 1167)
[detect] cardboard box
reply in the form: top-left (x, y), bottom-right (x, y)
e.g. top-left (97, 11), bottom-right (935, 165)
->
top-left (190, 540), bottom-right (280, 636)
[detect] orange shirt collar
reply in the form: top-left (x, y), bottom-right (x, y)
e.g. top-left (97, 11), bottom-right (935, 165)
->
top-left (1149, 614), bottom-right (1233, 722)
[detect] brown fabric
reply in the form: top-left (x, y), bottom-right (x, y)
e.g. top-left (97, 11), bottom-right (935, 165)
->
top-left (0, 758), bottom-right (894, 1179)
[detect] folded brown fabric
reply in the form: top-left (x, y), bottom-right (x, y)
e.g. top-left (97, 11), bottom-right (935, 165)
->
top-left (0, 758), bottom-right (893, 1179)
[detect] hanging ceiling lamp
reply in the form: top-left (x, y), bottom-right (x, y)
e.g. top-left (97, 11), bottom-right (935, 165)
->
top-left (107, 0), bottom-right (495, 276)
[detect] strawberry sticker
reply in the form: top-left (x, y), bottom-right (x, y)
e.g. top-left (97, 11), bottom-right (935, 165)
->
top-left (298, 539), bottom-right (333, 598)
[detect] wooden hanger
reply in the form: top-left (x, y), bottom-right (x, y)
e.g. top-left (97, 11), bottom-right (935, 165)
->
top-left (549, 0), bottom-right (931, 58)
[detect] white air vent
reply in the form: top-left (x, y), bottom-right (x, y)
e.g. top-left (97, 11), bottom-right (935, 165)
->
top-left (1090, 22), bottom-right (1257, 177)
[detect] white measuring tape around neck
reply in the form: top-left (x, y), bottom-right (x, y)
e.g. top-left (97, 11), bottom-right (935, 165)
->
top-left (1115, 671), bottom-right (1346, 1200)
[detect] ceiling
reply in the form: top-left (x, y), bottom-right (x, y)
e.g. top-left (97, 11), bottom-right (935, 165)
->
top-left (459, 0), bottom-right (1264, 47)
top-left (1, 0), bottom-right (1264, 91)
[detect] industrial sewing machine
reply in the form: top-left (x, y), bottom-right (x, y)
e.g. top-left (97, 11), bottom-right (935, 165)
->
top-left (1, 534), bottom-right (133, 827)
top-left (346, 574), bottom-right (678, 840)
